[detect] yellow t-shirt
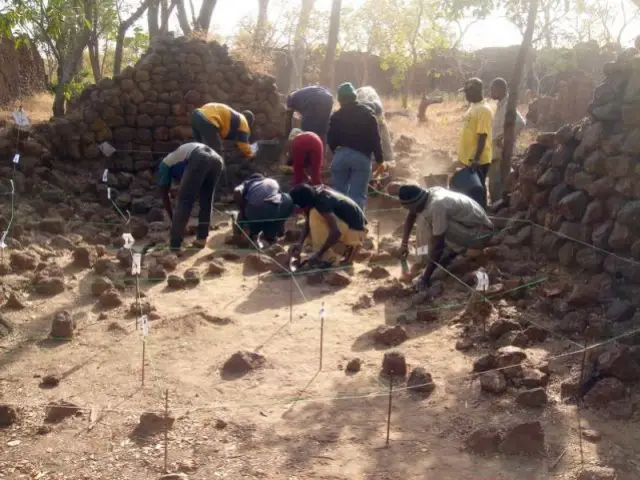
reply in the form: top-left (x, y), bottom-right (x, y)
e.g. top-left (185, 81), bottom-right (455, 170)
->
top-left (458, 101), bottom-right (493, 166)
top-left (196, 103), bottom-right (252, 157)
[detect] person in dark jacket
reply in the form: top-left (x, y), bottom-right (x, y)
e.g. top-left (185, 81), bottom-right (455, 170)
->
top-left (327, 82), bottom-right (384, 209)
top-left (286, 85), bottom-right (335, 141)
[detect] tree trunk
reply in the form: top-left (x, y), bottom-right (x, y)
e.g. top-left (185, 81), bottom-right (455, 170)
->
top-left (195, 0), bottom-right (217, 33)
top-left (502, 0), bottom-right (539, 198)
top-left (53, 0), bottom-right (93, 116)
top-left (114, 0), bottom-right (154, 75)
top-left (253, 0), bottom-right (270, 50)
top-left (160, 0), bottom-right (176, 33)
top-left (148, 0), bottom-right (160, 41)
top-left (320, 0), bottom-right (341, 88)
top-left (88, 39), bottom-right (101, 82)
top-left (175, 0), bottom-right (192, 35)
top-left (289, 0), bottom-right (315, 91)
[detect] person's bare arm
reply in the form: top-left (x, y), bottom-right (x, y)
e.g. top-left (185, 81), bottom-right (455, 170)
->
top-left (420, 234), bottom-right (446, 287)
top-left (159, 185), bottom-right (173, 220)
top-left (399, 211), bottom-right (417, 258)
top-left (472, 134), bottom-right (487, 166)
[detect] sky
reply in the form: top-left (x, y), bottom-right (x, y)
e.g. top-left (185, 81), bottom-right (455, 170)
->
top-left (192, 0), bottom-right (640, 51)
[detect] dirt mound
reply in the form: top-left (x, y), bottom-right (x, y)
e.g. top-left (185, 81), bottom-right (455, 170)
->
top-left (221, 351), bottom-right (266, 379)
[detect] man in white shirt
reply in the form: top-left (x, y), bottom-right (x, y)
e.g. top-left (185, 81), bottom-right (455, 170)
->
top-left (489, 78), bottom-right (526, 205)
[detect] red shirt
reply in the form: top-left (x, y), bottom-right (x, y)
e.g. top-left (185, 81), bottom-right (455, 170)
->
top-left (290, 132), bottom-right (324, 186)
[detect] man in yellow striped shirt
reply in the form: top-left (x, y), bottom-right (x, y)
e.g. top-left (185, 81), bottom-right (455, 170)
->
top-left (191, 103), bottom-right (255, 158)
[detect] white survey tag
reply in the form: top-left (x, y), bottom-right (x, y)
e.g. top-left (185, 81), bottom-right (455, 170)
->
top-left (102, 169), bottom-right (109, 182)
top-left (107, 187), bottom-right (111, 199)
top-left (12, 153), bottom-right (20, 165)
top-left (12, 109), bottom-right (29, 128)
top-left (320, 303), bottom-right (326, 320)
top-left (122, 233), bottom-right (135, 249)
top-left (0, 231), bottom-right (7, 249)
top-left (10, 179), bottom-right (14, 193)
top-left (413, 245), bottom-right (429, 255)
top-left (131, 253), bottom-right (142, 275)
top-left (474, 268), bottom-right (489, 292)
top-left (99, 141), bottom-right (116, 157)
top-left (141, 315), bottom-right (149, 337)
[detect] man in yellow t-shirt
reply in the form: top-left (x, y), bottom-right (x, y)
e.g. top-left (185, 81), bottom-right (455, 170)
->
top-left (457, 78), bottom-right (493, 207)
top-left (191, 103), bottom-right (255, 158)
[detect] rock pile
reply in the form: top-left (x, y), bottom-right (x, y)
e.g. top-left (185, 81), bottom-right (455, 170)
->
top-left (0, 35), bottom-right (287, 221)
top-left (504, 46), bottom-right (640, 284)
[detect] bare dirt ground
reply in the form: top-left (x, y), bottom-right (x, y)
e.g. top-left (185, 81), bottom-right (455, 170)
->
top-left (2, 97), bottom-right (640, 480)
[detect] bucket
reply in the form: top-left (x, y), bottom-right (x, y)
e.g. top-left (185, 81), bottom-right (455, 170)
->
top-left (450, 167), bottom-right (485, 207)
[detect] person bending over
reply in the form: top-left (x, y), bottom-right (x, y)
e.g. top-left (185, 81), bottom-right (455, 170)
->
top-left (158, 142), bottom-right (224, 250)
top-left (289, 183), bottom-right (367, 269)
top-left (191, 102), bottom-right (254, 158)
top-left (288, 128), bottom-right (324, 186)
top-left (233, 174), bottom-right (294, 244)
top-left (285, 85), bottom-right (334, 141)
top-left (397, 184), bottom-right (493, 292)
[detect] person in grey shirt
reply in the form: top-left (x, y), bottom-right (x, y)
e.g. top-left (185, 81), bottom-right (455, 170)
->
top-left (233, 174), bottom-right (294, 244)
top-left (397, 184), bottom-right (494, 291)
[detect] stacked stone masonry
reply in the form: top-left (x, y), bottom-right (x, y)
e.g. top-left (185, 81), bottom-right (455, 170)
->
top-left (0, 36), bottom-right (287, 214)
top-left (505, 47), bottom-right (640, 282)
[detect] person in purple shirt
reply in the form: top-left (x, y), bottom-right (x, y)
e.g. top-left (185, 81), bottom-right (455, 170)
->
top-left (286, 85), bottom-right (334, 141)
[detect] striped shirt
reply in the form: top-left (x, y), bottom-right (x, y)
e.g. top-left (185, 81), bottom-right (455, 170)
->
top-left (196, 103), bottom-right (252, 157)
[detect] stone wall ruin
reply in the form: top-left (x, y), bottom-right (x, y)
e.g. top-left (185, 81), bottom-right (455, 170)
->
top-left (503, 46), bottom-right (640, 284)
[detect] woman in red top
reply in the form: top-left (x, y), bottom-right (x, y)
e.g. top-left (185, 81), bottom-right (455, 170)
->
top-left (289, 128), bottom-right (324, 186)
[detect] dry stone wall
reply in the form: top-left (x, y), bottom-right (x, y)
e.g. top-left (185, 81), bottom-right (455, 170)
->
top-left (504, 47), bottom-right (640, 283)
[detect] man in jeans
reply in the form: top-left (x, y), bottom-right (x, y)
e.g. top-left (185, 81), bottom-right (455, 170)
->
top-left (456, 78), bottom-right (493, 208)
top-left (328, 82), bottom-right (384, 209)
top-left (158, 142), bottom-right (224, 250)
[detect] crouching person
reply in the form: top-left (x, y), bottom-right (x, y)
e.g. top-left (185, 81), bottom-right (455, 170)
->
top-left (397, 185), bottom-right (494, 292)
top-left (233, 174), bottom-right (294, 244)
top-left (289, 184), bottom-right (367, 269)
top-left (158, 142), bottom-right (224, 251)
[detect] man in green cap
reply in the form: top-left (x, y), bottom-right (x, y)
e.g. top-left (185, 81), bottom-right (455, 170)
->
top-left (327, 82), bottom-right (384, 209)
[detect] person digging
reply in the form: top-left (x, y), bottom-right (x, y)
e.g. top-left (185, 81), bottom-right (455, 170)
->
top-left (397, 184), bottom-right (494, 292)
top-left (289, 183), bottom-right (367, 270)
top-left (158, 142), bottom-right (224, 252)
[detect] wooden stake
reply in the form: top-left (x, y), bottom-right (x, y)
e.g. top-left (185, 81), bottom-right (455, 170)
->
top-left (386, 374), bottom-right (393, 446)
top-left (141, 339), bottom-right (146, 387)
top-left (164, 389), bottom-right (169, 473)
top-left (289, 275), bottom-right (294, 323)
top-left (577, 335), bottom-right (588, 468)
top-left (319, 303), bottom-right (325, 371)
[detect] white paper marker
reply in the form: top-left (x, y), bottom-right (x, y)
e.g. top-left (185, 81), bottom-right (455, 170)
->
top-left (131, 253), bottom-right (142, 275)
top-left (474, 269), bottom-right (489, 292)
top-left (122, 233), bottom-right (135, 249)
top-left (141, 315), bottom-right (149, 337)
top-left (102, 169), bottom-right (109, 182)
top-left (12, 153), bottom-right (20, 165)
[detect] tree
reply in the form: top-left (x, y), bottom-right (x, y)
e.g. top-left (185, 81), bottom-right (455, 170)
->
top-left (320, 0), bottom-right (342, 88)
top-left (289, 0), bottom-right (315, 91)
top-left (194, 0), bottom-right (217, 33)
top-left (253, 0), bottom-right (270, 50)
top-left (113, 0), bottom-right (154, 75)
top-left (502, 0), bottom-right (539, 195)
top-left (1, 0), bottom-right (96, 116)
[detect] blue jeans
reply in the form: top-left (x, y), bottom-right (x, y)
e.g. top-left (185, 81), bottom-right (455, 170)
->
top-left (330, 147), bottom-right (371, 209)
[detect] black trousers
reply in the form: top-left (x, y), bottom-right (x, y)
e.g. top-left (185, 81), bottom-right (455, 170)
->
top-left (170, 146), bottom-right (224, 249)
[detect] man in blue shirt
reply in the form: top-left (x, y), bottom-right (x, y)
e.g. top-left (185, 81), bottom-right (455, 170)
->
top-left (286, 85), bottom-right (334, 141)
top-left (157, 142), bottom-right (224, 250)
